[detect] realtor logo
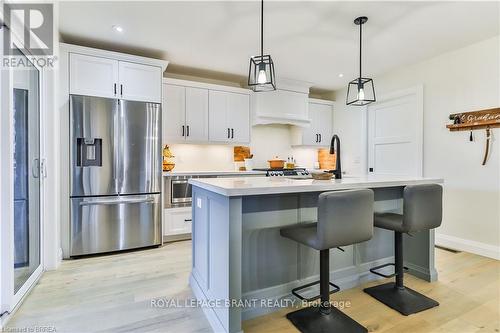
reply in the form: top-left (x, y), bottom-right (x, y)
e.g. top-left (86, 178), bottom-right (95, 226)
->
top-left (3, 3), bottom-right (53, 55)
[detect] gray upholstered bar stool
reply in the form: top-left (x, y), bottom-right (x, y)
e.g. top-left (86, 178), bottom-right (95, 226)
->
top-left (280, 189), bottom-right (374, 333)
top-left (364, 184), bottom-right (442, 316)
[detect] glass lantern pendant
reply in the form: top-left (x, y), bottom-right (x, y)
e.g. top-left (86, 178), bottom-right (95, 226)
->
top-left (346, 16), bottom-right (376, 106)
top-left (248, 0), bottom-right (276, 92)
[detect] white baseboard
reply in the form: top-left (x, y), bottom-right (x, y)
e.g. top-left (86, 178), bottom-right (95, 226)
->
top-left (435, 233), bottom-right (500, 260)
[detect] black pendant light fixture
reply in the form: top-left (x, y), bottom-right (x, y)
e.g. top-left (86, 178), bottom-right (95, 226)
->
top-left (248, 0), bottom-right (276, 92)
top-left (346, 16), bottom-right (376, 106)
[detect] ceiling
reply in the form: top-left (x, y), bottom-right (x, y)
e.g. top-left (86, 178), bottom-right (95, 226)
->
top-left (59, 1), bottom-right (499, 91)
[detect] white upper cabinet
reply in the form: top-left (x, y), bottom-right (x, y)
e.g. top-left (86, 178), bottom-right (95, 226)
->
top-left (69, 53), bottom-right (118, 99)
top-left (163, 84), bottom-right (186, 143)
top-left (208, 90), bottom-right (229, 142)
top-left (118, 61), bottom-right (162, 103)
top-left (185, 87), bottom-right (209, 142)
top-left (315, 103), bottom-right (333, 144)
top-left (209, 91), bottom-right (250, 143)
top-left (292, 100), bottom-right (333, 146)
top-left (163, 84), bottom-right (209, 143)
top-left (227, 93), bottom-right (250, 143)
top-left (163, 79), bottom-right (250, 145)
top-left (70, 53), bottom-right (163, 103)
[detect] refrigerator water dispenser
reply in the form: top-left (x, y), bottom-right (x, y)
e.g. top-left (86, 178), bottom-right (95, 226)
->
top-left (77, 138), bottom-right (102, 167)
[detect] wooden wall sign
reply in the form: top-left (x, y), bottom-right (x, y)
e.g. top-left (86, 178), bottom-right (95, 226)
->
top-left (447, 107), bottom-right (500, 131)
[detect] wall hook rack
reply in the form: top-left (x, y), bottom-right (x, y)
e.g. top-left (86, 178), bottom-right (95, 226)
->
top-left (446, 107), bottom-right (500, 131)
top-left (447, 108), bottom-right (499, 165)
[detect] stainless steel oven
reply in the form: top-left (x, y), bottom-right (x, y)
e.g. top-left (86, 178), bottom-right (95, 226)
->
top-left (165, 175), bottom-right (216, 208)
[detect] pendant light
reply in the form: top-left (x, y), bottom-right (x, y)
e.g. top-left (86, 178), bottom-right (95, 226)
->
top-left (346, 16), bottom-right (376, 106)
top-left (248, 0), bottom-right (276, 92)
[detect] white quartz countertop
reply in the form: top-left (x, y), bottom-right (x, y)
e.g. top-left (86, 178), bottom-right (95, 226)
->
top-left (189, 175), bottom-right (444, 197)
top-left (163, 170), bottom-right (267, 177)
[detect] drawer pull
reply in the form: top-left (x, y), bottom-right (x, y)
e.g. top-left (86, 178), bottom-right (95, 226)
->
top-left (184, 219), bottom-right (192, 222)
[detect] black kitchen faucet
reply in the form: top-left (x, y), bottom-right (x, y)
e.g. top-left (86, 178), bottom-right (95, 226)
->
top-left (329, 134), bottom-right (342, 179)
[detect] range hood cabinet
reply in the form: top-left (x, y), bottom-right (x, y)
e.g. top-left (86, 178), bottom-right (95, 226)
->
top-left (252, 79), bottom-right (312, 127)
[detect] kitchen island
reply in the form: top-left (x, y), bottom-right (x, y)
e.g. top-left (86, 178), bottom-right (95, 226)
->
top-left (188, 175), bottom-right (443, 333)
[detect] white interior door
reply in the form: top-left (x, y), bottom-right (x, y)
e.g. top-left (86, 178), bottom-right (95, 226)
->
top-left (367, 86), bottom-right (423, 176)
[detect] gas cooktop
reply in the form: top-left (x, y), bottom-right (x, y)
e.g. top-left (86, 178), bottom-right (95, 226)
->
top-left (253, 168), bottom-right (310, 177)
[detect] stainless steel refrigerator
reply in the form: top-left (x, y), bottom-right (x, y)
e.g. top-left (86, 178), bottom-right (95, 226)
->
top-left (70, 95), bottom-right (162, 256)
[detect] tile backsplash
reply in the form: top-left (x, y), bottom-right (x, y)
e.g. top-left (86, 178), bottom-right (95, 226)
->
top-left (167, 124), bottom-right (320, 171)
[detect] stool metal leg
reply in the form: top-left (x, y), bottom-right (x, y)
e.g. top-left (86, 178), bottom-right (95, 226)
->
top-left (286, 250), bottom-right (367, 333)
top-left (319, 249), bottom-right (330, 314)
top-left (395, 231), bottom-right (404, 289)
top-left (364, 232), bottom-right (439, 316)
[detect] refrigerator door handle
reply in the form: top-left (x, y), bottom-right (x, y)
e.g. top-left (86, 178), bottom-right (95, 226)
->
top-left (113, 101), bottom-right (119, 193)
top-left (79, 196), bottom-right (155, 206)
top-left (118, 100), bottom-right (125, 193)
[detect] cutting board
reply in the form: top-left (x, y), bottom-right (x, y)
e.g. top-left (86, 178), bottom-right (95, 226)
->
top-left (234, 146), bottom-right (251, 162)
top-left (318, 148), bottom-right (336, 170)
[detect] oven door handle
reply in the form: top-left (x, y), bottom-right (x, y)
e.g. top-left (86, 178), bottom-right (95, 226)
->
top-left (80, 196), bottom-right (155, 206)
top-left (171, 180), bottom-right (189, 184)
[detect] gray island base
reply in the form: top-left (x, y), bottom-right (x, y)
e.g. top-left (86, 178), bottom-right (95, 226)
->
top-left (188, 175), bottom-right (443, 333)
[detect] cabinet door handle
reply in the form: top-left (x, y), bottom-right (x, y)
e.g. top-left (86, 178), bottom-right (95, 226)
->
top-left (227, 128), bottom-right (230, 139)
top-left (182, 125), bottom-right (185, 137)
top-left (184, 219), bottom-right (192, 222)
top-left (315, 134), bottom-right (318, 143)
top-left (120, 84), bottom-right (123, 96)
top-left (186, 125), bottom-right (190, 137)
top-left (114, 83), bottom-right (117, 95)
top-left (319, 134), bottom-right (321, 143)
top-left (231, 128), bottom-right (234, 139)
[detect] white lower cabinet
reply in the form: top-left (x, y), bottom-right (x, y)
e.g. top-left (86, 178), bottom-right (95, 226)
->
top-left (163, 207), bottom-right (192, 238)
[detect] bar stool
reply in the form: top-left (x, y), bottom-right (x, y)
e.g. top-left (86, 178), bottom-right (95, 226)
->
top-left (364, 184), bottom-right (442, 316)
top-left (280, 189), bottom-right (374, 333)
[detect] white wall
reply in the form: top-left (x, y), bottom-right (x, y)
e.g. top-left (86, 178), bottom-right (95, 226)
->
top-left (170, 124), bottom-right (320, 171)
top-left (43, 2), bottom-right (61, 270)
top-left (334, 36), bottom-right (500, 258)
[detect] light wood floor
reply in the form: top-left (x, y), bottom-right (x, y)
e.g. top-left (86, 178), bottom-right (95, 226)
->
top-left (6, 241), bottom-right (500, 333)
